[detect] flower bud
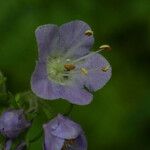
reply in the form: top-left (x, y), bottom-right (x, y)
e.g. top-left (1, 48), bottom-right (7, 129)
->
top-left (0, 109), bottom-right (30, 139)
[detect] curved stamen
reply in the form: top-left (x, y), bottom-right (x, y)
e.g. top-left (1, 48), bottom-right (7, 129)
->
top-left (73, 45), bottom-right (111, 63)
top-left (73, 50), bottom-right (101, 63)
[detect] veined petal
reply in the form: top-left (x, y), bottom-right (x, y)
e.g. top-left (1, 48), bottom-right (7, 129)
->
top-left (50, 114), bottom-right (82, 139)
top-left (77, 53), bottom-right (112, 91)
top-left (31, 62), bottom-right (61, 99)
top-left (60, 84), bottom-right (93, 105)
top-left (58, 20), bottom-right (94, 58)
top-left (35, 24), bottom-right (59, 60)
top-left (43, 123), bottom-right (64, 150)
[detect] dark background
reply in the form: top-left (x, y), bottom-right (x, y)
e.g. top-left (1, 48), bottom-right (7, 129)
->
top-left (0, 0), bottom-right (150, 149)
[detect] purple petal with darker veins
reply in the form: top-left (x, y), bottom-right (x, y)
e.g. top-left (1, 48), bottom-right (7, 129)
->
top-left (43, 123), bottom-right (64, 150)
top-left (77, 53), bottom-right (112, 91)
top-left (60, 84), bottom-right (93, 105)
top-left (35, 24), bottom-right (59, 60)
top-left (58, 20), bottom-right (94, 58)
top-left (31, 62), bottom-right (61, 99)
top-left (50, 114), bottom-right (82, 139)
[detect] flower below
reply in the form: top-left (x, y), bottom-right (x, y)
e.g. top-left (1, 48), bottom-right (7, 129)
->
top-left (43, 114), bottom-right (87, 150)
top-left (31, 20), bottom-right (112, 105)
top-left (0, 109), bottom-right (30, 139)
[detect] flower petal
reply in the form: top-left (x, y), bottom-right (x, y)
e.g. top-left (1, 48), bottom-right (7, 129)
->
top-left (60, 84), bottom-right (93, 105)
top-left (35, 24), bottom-right (59, 60)
top-left (31, 62), bottom-right (61, 99)
top-left (50, 114), bottom-right (82, 139)
top-left (58, 20), bottom-right (94, 58)
top-left (43, 123), bottom-right (64, 150)
top-left (69, 133), bottom-right (88, 150)
top-left (77, 53), bottom-right (112, 91)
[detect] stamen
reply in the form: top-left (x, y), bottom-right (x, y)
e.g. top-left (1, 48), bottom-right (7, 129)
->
top-left (99, 44), bottom-right (111, 51)
top-left (85, 30), bottom-right (93, 36)
top-left (63, 30), bottom-right (94, 59)
top-left (73, 45), bottom-right (111, 63)
top-left (101, 65), bottom-right (110, 72)
top-left (73, 50), bottom-right (101, 63)
top-left (81, 68), bottom-right (88, 75)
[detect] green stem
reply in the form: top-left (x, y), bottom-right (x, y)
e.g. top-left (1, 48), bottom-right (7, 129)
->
top-left (64, 104), bottom-right (74, 116)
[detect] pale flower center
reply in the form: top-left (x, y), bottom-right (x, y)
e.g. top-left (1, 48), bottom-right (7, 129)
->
top-left (47, 57), bottom-right (74, 84)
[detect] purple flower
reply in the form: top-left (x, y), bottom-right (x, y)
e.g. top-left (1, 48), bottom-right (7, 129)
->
top-left (43, 114), bottom-right (87, 150)
top-left (31, 20), bottom-right (111, 105)
top-left (0, 109), bottom-right (30, 139)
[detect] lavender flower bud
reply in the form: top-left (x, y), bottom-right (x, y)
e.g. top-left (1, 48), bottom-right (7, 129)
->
top-left (0, 109), bottom-right (30, 139)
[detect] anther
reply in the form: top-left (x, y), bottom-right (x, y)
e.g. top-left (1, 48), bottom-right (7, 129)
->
top-left (64, 64), bottom-right (76, 71)
top-left (81, 68), bottom-right (88, 75)
top-left (99, 45), bottom-right (111, 51)
top-left (85, 30), bottom-right (93, 36)
top-left (101, 65), bottom-right (110, 72)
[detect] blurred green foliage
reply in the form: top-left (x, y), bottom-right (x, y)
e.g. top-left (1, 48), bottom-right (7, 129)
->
top-left (0, 0), bottom-right (150, 149)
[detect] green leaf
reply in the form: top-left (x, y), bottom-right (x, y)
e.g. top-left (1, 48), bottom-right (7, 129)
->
top-left (38, 100), bottom-right (54, 120)
top-left (25, 109), bottom-right (46, 146)
top-left (0, 135), bottom-right (5, 150)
